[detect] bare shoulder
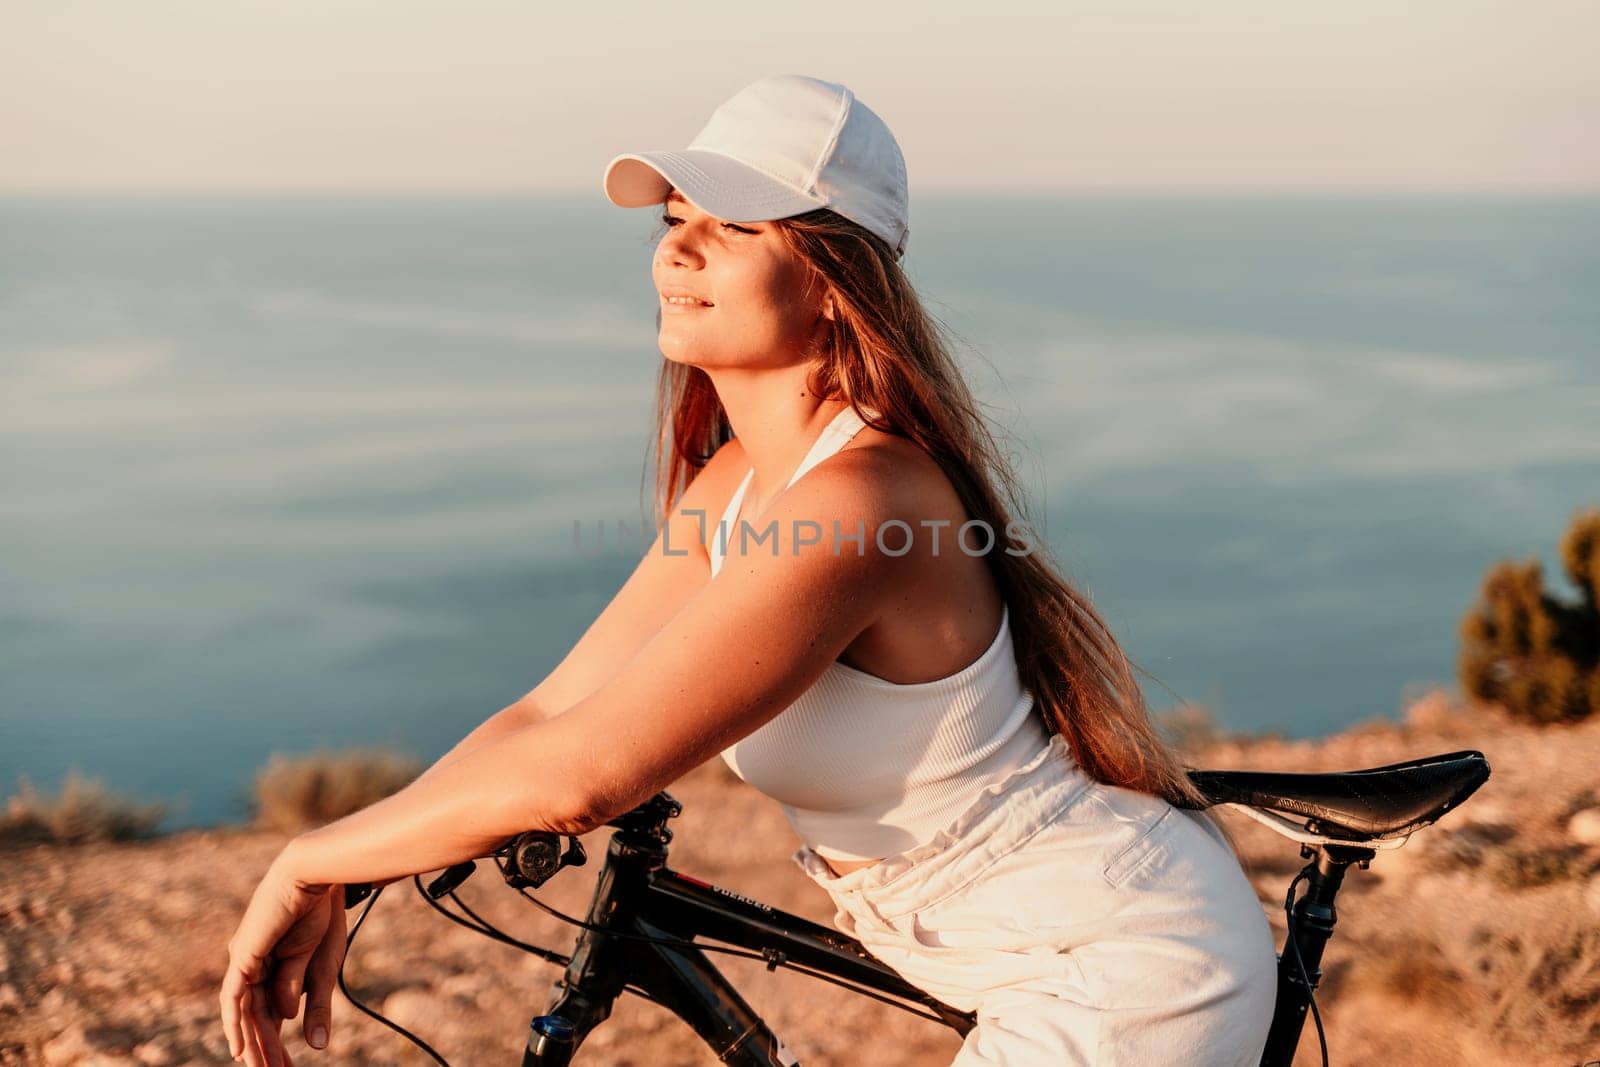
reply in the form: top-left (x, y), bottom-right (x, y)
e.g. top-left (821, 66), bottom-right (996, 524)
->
top-left (676, 433), bottom-right (749, 512)
top-left (758, 426), bottom-right (972, 582)
top-left (690, 419), bottom-right (947, 517)
top-left (828, 426), bottom-right (967, 522)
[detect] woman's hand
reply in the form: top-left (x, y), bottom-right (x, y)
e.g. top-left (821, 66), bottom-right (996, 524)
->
top-left (219, 849), bottom-right (348, 1066)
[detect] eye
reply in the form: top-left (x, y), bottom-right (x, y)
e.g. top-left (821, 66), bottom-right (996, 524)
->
top-left (658, 212), bottom-right (756, 235)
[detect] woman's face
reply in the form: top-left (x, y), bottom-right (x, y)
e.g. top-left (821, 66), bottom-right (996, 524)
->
top-left (652, 190), bottom-right (830, 369)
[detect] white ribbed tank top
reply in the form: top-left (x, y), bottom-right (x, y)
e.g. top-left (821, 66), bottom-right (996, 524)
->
top-left (709, 405), bottom-right (1051, 861)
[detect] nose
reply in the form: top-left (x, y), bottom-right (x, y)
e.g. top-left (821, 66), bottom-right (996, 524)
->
top-left (655, 221), bottom-right (705, 271)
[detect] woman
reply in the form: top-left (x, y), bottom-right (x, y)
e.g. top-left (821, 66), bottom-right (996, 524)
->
top-left (220, 75), bottom-right (1278, 1066)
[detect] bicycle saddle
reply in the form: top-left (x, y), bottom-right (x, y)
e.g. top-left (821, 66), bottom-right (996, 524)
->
top-left (1186, 749), bottom-right (1491, 841)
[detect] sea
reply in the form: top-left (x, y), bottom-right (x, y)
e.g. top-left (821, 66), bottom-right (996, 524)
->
top-left (2, 192), bottom-right (1596, 829)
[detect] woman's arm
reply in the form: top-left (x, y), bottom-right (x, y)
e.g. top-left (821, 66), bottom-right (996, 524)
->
top-left (221, 453), bottom-right (908, 1066)
top-left (281, 714), bottom-right (587, 886)
top-left (411, 698), bottom-right (543, 786)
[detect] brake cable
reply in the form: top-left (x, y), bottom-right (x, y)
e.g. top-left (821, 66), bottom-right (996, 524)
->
top-left (330, 854), bottom-right (957, 1064)
top-left (335, 887), bottom-right (450, 1066)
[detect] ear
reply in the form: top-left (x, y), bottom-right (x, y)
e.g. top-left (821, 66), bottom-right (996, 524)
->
top-left (820, 291), bottom-right (837, 323)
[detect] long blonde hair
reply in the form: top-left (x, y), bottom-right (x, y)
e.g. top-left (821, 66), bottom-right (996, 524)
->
top-left (643, 203), bottom-right (1240, 856)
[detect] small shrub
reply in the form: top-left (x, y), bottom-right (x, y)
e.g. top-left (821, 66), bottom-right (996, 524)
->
top-left (1490, 843), bottom-right (1589, 890)
top-left (1, 771), bottom-right (165, 845)
top-left (1558, 787), bottom-right (1600, 824)
top-left (1415, 822), bottom-right (1517, 873)
top-left (1155, 702), bottom-right (1222, 752)
top-left (253, 749), bottom-right (421, 832)
top-left (1472, 910), bottom-right (1600, 1044)
top-left (1157, 704), bottom-right (1288, 756)
top-left (1373, 934), bottom-right (1467, 1007)
top-left (1458, 505), bottom-right (1600, 724)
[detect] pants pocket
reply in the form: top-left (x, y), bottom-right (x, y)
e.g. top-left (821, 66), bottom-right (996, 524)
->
top-left (1099, 805), bottom-right (1178, 888)
top-left (880, 911), bottom-right (1099, 1015)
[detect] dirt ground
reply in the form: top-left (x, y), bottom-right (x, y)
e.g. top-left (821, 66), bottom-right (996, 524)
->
top-left (3, 691), bottom-right (1598, 1066)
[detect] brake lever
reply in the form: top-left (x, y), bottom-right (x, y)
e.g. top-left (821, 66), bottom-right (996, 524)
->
top-left (344, 833), bottom-right (578, 908)
top-left (425, 860), bottom-right (478, 899)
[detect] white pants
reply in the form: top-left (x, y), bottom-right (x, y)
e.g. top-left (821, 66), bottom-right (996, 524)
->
top-left (795, 734), bottom-right (1278, 1066)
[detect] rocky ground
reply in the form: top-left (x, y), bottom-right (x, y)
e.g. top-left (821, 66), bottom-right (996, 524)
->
top-left (3, 690), bottom-right (1599, 1066)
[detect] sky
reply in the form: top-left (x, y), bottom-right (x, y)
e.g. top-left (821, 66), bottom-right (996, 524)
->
top-left (3, 1), bottom-right (1597, 194)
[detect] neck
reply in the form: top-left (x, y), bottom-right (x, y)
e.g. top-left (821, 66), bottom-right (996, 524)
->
top-left (703, 364), bottom-right (848, 507)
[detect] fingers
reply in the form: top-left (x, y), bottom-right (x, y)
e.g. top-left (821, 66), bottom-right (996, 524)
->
top-left (273, 1002), bottom-right (297, 1067)
top-left (223, 932), bottom-right (272, 1063)
top-left (245, 983), bottom-right (287, 1067)
top-left (271, 951), bottom-right (308, 1023)
top-left (220, 964), bottom-right (245, 1061)
top-left (227, 962), bottom-right (292, 1067)
top-left (237, 983), bottom-right (297, 1067)
top-left (302, 888), bottom-right (347, 1051)
top-left (222, 864), bottom-right (336, 1065)
top-left (265, 894), bottom-right (332, 1022)
top-left (240, 986), bottom-right (266, 1067)
top-left (237, 988), bottom-right (264, 1067)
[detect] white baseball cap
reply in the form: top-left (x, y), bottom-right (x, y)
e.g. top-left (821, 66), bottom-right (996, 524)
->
top-left (602, 75), bottom-right (910, 260)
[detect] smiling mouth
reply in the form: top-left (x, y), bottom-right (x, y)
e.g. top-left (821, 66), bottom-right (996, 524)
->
top-left (662, 296), bottom-right (714, 307)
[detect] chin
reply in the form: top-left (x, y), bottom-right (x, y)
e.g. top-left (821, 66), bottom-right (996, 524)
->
top-left (657, 328), bottom-right (734, 369)
top-left (658, 346), bottom-right (702, 368)
top-left (658, 346), bottom-right (736, 371)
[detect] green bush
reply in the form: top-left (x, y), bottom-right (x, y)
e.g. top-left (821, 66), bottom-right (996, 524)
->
top-left (1, 771), bottom-right (165, 845)
top-left (1458, 505), bottom-right (1600, 724)
top-left (253, 748), bottom-right (421, 832)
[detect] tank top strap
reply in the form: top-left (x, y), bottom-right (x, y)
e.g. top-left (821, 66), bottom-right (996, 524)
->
top-left (709, 404), bottom-right (874, 578)
top-left (710, 468), bottom-right (755, 575)
top-left (784, 405), bottom-right (870, 491)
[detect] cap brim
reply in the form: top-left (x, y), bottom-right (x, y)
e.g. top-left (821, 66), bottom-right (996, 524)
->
top-left (602, 149), bottom-right (827, 224)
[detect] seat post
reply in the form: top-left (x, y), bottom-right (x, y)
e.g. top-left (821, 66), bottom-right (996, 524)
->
top-left (1259, 841), bottom-right (1374, 1066)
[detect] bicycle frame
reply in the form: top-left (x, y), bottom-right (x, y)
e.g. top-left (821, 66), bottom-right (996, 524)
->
top-left (521, 807), bottom-right (1351, 1067)
top-left (526, 824), bottom-right (975, 1065)
top-left (370, 744), bottom-right (1489, 1065)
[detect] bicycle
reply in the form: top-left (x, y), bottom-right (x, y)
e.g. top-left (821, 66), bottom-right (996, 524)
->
top-left (335, 747), bottom-right (1490, 1066)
